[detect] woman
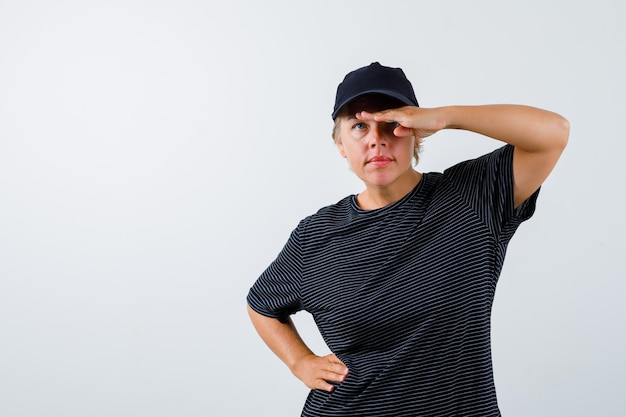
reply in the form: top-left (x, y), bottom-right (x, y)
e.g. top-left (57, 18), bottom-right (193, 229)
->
top-left (247, 62), bottom-right (569, 416)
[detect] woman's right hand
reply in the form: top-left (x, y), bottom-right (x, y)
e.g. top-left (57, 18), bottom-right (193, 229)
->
top-left (291, 353), bottom-right (349, 392)
top-left (247, 305), bottom-right (349, 393)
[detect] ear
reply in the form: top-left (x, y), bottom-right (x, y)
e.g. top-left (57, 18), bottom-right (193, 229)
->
top-left (336, 141), bottom-right (347, 159)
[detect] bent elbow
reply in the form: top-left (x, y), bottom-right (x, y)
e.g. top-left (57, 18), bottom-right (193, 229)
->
top-left (556, 115), bottom-right (570, 151)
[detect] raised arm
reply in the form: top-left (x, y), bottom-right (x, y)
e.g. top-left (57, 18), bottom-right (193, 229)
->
top-left (247, 304), bottom-right (348, 392)
top-left (442, 105), bottom-right (569, 207)
top-left (362, 104), bottom-right (570, 207)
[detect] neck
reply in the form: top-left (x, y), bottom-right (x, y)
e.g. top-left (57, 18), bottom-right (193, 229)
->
top-left (357, 170), bottom-right (423, 210)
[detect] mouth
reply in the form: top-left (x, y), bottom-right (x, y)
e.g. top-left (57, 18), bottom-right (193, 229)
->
top-left (367, 156), bottom-right (393, 167)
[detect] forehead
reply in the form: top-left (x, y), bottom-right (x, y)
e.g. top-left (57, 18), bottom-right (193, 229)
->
top-left (339, 94), bottom-right (405, 118)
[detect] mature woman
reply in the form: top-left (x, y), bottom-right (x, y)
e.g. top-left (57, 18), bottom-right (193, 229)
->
top-left (247, 62), bottom-right (569, 416)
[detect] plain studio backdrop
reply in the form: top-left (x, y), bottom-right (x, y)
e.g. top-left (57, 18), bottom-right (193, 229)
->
top-left (0, 1), bottom-right (623, 416)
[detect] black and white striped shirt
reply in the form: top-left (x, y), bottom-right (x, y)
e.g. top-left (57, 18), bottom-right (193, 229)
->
top-left (248, 145), bottom-right (539, 417)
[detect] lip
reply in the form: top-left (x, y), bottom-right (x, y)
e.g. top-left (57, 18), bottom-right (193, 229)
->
top-left (367, 155), bottom-right (393, 167)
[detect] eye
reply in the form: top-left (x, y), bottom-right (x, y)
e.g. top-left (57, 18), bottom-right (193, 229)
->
top-left (387, 121), bottom-right (399, 128)
top-left (352, 122), bottom-right (367, 130)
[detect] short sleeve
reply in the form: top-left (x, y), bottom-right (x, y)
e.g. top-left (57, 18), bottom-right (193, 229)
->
top-left (443, 144), bottom-right (539, 242)
top-left (246, 223), bottom-right (305, 321)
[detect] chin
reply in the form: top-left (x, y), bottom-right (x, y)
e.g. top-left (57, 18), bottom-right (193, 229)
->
top-left (363, 175), bottom-right (398, 188)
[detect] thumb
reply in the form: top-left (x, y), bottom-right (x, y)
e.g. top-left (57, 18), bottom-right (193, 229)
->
top-left (393, 125), bottom-right (413, 137)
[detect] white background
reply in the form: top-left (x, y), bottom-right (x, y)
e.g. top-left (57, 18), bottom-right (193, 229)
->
top-left (1, 1), bottom-right (624, 416)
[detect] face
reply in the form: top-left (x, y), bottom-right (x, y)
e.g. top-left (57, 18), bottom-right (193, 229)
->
top-left (335, 97), bottom-right (419, 190)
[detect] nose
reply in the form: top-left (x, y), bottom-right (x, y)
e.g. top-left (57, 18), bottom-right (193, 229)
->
top-left (368, 123), bottom-right (388, 148)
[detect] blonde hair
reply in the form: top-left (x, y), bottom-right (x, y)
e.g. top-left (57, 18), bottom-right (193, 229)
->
top-left (331, 117), bottom-right (421, 166)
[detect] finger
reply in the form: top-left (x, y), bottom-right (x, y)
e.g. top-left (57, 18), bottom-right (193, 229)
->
top-left (354, 111), bottom-right (377, 121)
top-left (325, 354), bottom-right (348, 368)
top-left (372, 109), bottom-right (399, 122)
top-left (357, 110), bottom-right (398, 123)
top-left (325, 353), bottom-right (343, 363)
top-left (393, 125), bottom-right (414, 137)
top-left (324, 355), bottom-right (349, 377)
top-left (322, 361), bottom-right (348, 379)
top-left (325, 363), bottom-right (349, 377)
top-left (315, 379), bottom-right (337, 392)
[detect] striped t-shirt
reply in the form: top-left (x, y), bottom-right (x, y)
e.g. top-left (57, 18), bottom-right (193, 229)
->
top-left (247, 145), bottom-right (539, 417)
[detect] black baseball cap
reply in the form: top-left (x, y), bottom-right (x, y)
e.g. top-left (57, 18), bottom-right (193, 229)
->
top-left (332, 62), bottom-right (419, 120)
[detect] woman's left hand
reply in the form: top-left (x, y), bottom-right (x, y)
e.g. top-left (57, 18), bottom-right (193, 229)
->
top-left (356, 106), bottom-right (447, 139)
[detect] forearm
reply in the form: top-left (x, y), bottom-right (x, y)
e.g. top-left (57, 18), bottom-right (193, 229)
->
top-left (441, 104), bottom-right (569, 153)
top-left (247, 304), bottom-right (313, 371)
top-left (247, 304), bottom-right (349, 391)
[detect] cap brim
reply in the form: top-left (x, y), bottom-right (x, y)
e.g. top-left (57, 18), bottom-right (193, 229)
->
top-left (332, 89), bottom-right (418, 119)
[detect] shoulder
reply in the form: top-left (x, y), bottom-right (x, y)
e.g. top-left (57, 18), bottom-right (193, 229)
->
top-left (313, 195), bottom-right (354, 217)
top-left (295, 195), bottom-right (355, 233)
top-left (443, 145), bottom-right (513, 175)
